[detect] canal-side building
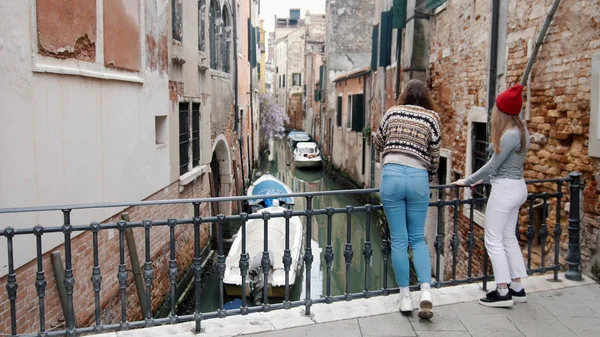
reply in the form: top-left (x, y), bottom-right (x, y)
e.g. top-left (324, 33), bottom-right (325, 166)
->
top-left (330, 69), bottom-right (371, 185)
top-left (0, 0), bottom-right (259, 334)
top-left (303, 12), bottom-right (326, 142)
top-left (321, 0), bottom-right (376, 160)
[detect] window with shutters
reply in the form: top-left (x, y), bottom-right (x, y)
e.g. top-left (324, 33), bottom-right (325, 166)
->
top-left (221, 5), bottom-right (232, 73)
top-left (346, 95), bottom-right (352, 129)
top-left (471, 122), bottom-right (489, 213)
top-left (172, 0), bottom-right (183, 42)
top-left (179, 102), bottom-right (190, 175)
top-left (179, 102), bottom-right (202, 176)
top-left (209, 1), bottom-right (219, 69)
top-left (336, 96), bottom-right (343, 127)
top-left (351, 94), bottom-right (365, 132)
top-left (292, 73), bottom-right (302, 86)
top-left (198, 0), bottom-right (206, 51)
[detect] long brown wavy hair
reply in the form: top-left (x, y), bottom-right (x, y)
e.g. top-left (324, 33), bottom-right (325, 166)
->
top-left (491, 106), bottom-right (527, 153)
top-left (397, 79), bottom-right (437, 111)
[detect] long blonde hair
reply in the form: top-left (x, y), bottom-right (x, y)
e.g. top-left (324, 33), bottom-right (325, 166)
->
top-left (491, 106), bottom-right (527, 153)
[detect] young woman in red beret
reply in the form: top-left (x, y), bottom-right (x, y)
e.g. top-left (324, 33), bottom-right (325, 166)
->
top-left (452, 84), bottom-right (530, 308)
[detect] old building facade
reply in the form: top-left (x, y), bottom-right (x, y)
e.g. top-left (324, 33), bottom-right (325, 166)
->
top-left (303, 12), bottom-right (326, 141)
top-left (355, 0), bottom-right (600, 281)
top-left (0, 0), bottom-right (259, 334)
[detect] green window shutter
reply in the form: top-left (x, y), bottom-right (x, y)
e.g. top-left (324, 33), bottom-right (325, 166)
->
top-left (371, 24), bottom-right (379, 70)
top-left (251, 26), bottom-right (257, 68)
top-left (379, 10), bottom-right (393, 67)
top-left (319, 65), bottom-right (325, 102)
top-left (247, 19), bottom-right (252, 63)
top-left (392, 0), bottom-right (407, 29)
top-left (314, 89), bottom-right (320, 102)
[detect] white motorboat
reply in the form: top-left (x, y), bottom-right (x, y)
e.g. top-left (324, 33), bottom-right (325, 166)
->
top-left (288, 131), bottom-right (310, 148)
top-left (293, 142), bottom-right (322, 168)
top-left (223, 174), bottom-right (303, 300)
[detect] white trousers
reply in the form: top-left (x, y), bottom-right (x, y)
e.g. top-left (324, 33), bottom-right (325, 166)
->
top-left (484, 178), bottom-right (529, 284)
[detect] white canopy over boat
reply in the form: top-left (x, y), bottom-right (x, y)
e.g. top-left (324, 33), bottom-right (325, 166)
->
top-left (293, 142), bottom-right (322, 168)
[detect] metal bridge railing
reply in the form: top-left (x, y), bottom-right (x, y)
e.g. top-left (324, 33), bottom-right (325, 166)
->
top-left (0, 172), bottom-right (583, 336)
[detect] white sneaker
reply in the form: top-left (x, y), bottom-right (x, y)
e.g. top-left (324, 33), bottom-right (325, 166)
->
top-left (399, 292), bottom-right (413, 312)
top-left (418, 288), bottom-right (433, 319)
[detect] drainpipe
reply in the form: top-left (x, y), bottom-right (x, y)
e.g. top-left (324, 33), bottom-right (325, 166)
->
top-left (233, 2), bottom-right (246, 193)
top-left (486, 0), bottom-right (500, 145)
top-left (520, 0), bottom-right (562, 86)
top-left (248, 0), bottom-right (255, 180)
top-left (394, 26), bottom-right (402, 99)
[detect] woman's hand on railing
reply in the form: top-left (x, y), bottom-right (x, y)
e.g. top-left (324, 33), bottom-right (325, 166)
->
top-left (451, 179), bottom-right (468, 187)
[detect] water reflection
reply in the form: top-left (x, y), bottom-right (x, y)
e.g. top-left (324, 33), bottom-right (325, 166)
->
top-left (260, 138), bottom-right (396, 298)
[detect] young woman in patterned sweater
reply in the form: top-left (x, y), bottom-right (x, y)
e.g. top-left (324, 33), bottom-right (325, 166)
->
top-left (373, 79), bottom-right (441, 319)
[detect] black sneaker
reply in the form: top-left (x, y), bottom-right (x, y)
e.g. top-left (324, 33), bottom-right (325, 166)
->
top-left (479, 289), bottom-right (514, 308)
top-left (508, 286), bottom-right (527, 303)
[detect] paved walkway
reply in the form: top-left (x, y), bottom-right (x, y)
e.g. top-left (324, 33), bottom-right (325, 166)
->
top-left (250, 283), bottom-right (600, 337)
top-left (98, 273), bottom-right (599, 337)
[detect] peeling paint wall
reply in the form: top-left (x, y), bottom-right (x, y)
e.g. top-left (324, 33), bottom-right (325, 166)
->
top-left (36, 0), bottom-right (97, 61)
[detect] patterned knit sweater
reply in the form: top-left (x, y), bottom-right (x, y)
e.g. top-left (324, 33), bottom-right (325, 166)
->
top-left (373, 104), bottom-right (441, 181)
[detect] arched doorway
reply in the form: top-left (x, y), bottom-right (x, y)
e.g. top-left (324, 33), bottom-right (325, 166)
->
top-left (210, 135), bottom-right (232, 215)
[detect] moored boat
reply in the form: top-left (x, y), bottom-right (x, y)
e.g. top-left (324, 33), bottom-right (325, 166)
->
top-left (293, 142), bottom-right (322, 168)
top-left (223, 173), bottom-right (303, 302)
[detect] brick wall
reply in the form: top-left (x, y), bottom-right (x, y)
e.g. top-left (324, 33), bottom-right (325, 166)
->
top-left (0, 177), bottom-right (212, 335)
top-left (427, 0), bottom-right (600, 279)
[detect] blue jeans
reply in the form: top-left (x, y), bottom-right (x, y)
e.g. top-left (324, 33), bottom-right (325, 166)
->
top-left (380, 163), bottom-right (432, 287)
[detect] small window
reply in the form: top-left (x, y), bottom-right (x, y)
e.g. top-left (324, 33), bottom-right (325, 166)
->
top-left (471, 122), bottom-right (490, 213)
top-left (179, 103), bottom-right (190, 175)
top-left (283, 74), bottom-right (286, 87)
top-left (155, 116), bottom-right (167, 146)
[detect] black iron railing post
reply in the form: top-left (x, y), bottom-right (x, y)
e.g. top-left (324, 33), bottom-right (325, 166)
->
top-left (381, 226), bottom-right (391, 296)
top-left (344, 205), bottom-right (354, 301)
top-left (239, 212), bottom-right (250, 314)
top-left (324, 207), bottom-right (335, 303)
top-left (143, 220), bottom-right (154, 327)
top-left (281, 210), bottom-right (292, 309)
top-left (193, 202), bottom-right (203, 333)
top-left (168, 219), bottom-right (178, 324)
top-left (363, 204), bottom-right (373, 298)
top-left (5, 227), bottom-right (18, 336)
top-left (62, 209), bottom-right (77, 337)
top-left (566, 172), bottom-right (582, 281)
top-left (554, 181), bottom-right (563, 281)
top-left (260, 212), bottom-right (272, 312)
top-left (526, 195), bottom-right (535, 273)
top-left (303, 196), bottom-right (314, 315)
top-left (466, 196), bottom-right (475, 282)
top-left (434, 199), bottom-right (444, 288)
top-left (34, 225), bottom-right (47, 336)
top-left (116, 220), bottom-right (129, 330)
top-left (217, 214), bottom-right (228, 317)
top-left (451, 188), bottom-right (460, 286)
top-left (90, 223), bottom-right (103, 333)
top-left (540, 194), bottom-right (549, 272)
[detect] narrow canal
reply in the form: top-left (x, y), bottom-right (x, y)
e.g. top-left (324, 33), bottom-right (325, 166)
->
top-left (177, 137), bottom-right (396, 314)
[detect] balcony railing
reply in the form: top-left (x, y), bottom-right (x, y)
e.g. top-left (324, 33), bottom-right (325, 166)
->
top-left (0, 172), bottom-right (583, 336)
